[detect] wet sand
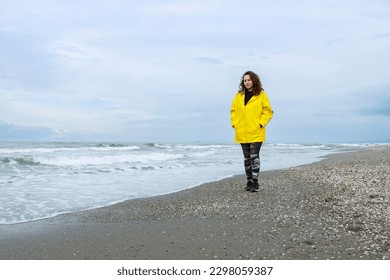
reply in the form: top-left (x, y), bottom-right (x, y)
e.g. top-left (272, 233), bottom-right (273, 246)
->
top-left (0, 146), bottom-right (389, 260)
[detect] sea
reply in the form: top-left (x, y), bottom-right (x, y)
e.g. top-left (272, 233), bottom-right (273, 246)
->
top-left (0, 141), bottom-right (384, 225)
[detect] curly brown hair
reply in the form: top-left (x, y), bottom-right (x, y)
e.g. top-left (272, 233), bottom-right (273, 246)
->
top-left (239, 71), bottom-right (264, 96)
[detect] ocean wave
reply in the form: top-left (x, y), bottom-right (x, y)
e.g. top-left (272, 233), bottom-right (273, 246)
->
top-left (31, 152), bottom-right (185, 167)
top-left (0, 145), bottom-right (141, 154)
top-left (0, 157), bottom-right (40, 166)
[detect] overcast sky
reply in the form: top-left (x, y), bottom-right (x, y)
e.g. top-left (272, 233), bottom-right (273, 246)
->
top-left (1, 0), bottom-right (389, 143)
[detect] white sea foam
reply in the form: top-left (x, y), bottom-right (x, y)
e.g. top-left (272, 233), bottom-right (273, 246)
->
top-left (32, 152), bottom-right (185, 167)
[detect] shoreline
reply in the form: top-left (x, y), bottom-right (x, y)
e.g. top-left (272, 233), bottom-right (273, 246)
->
top-left (0, 143), bottom-right (378, 226)
top-left (0, 148), bottom-right (352, 227)
top-left (0, 146), bottom-right (389, 260)
top-left (0, 145), bottom-right (351, 226)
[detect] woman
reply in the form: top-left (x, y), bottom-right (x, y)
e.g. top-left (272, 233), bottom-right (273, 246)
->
top-left (230, 71), bottom-right (273, 192)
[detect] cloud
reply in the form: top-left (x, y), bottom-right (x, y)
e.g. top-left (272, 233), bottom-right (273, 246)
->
top-left (0, 0), bottom-right (389, 143)
top-left (352, 86), bottom-right (390, 117)
top-left (1, 89), bottom-right (159, 136)
top-left (367, 102), bottom-right (390, 116)
top-left (144, 2), bottom-right (217, 14)
top-left (0, 122), bottom-right (54, 140)
top-left (370, 32), bottom-right (390, 40)
top-left (194, 56), bottom-right (223, 64)
top-left (47, 39), bottom-right (106, 63)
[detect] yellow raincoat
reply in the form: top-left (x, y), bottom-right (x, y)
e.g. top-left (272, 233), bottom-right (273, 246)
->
top-left (230, 90), bottom-right (273, 143)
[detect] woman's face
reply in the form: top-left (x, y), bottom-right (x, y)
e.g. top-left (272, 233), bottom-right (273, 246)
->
top-left (243, 75), bottom-right (253, 91)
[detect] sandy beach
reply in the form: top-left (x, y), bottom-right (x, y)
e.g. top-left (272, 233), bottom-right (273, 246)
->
top-left (0, 146), bottom-right (389, 260)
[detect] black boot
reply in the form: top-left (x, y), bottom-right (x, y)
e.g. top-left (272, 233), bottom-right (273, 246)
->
top-left (245, 179), bottom-right (252, 191)
top-left (251, 179), bottom-right (259, 192)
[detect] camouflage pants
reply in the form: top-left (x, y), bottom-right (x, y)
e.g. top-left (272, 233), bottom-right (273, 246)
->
top-left (240, 142), bottom-right (262, 181)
